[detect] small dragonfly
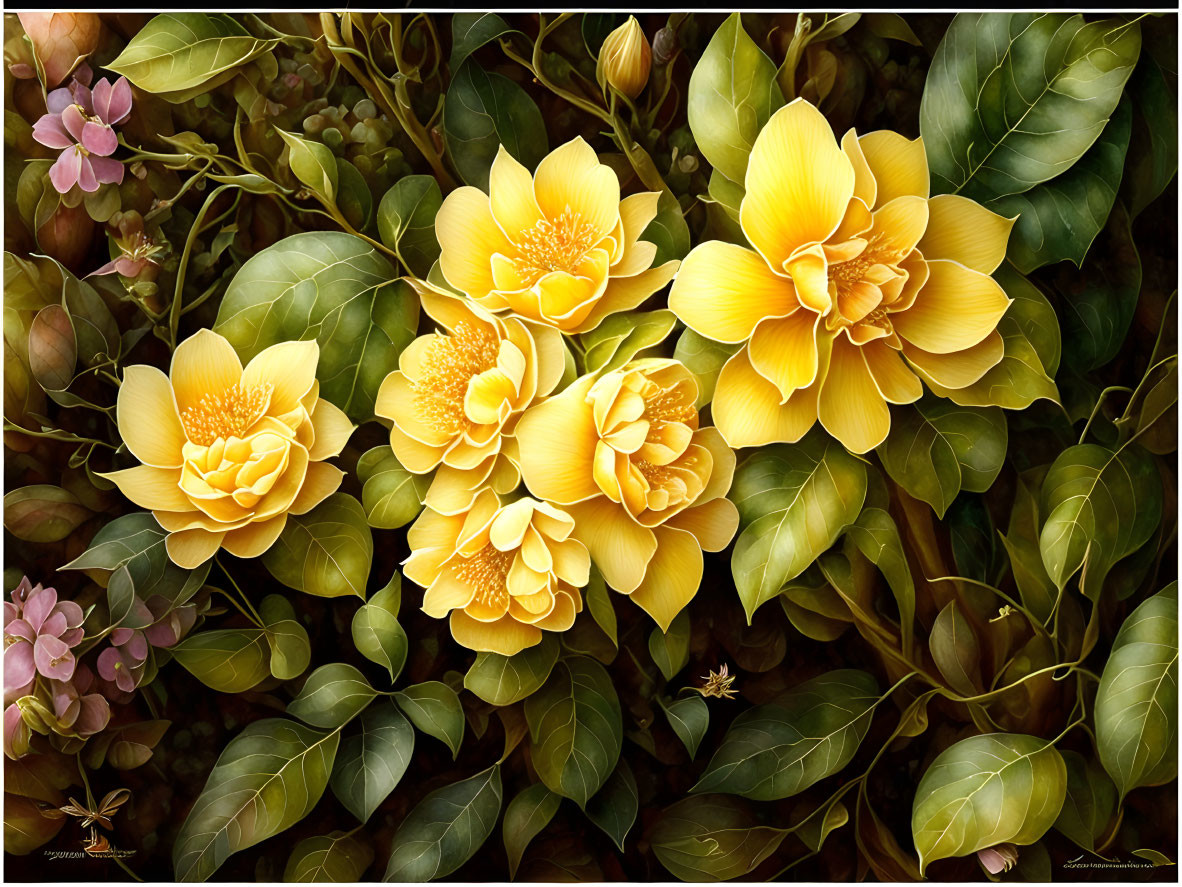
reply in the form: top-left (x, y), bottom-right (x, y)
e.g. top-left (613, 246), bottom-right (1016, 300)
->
top-left (45, 788), bottom-right (131, 831)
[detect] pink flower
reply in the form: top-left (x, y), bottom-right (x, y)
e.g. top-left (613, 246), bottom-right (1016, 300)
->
top-left (4, 578), bottom-right (85, 701)
top-left (96, 597), bottom-right (195, 693)
top-left (90, 210), bottom-right (167, 278)
top-left (31, 72), bottom-right (131, 194)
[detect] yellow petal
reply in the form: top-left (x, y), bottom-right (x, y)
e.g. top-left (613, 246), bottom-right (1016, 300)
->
top-left (101, 465), bottom-right (190, 512)
top-left (533, 137), bottom-right (620, 242)
top-left (515, 376), bottom-right (601, 504)
top-left (783, 244), bottom-right (833, 315)
top-left (858, 130), bottom-right (929, 206)
top-left (221, 514), bottom-right (287, 559)
top-left (903, 330), bottom-right (1005, 389)
top-left (170, 328), bottom-right (242, 414)
top-left (532, 587), bottom-right (578, 632)
top-left (891, 260), bottom-right (1011, 354)
top-left (817, 337), bottom-right (890, 453)
top-left (712, 347), bottom-right (819, 448)
top-left (405, 507), bottom-right (466, 584)
top-left (288, 461), bottom-right (343, 515)
top-left (747, 310), bottom-right (822, 401)
top-left (550, 537), bottom-right (591, 587)
top-left (388, 423), bottom-right (446, 474)
top-left (861, 339), bottom-right (923, 404)
top-left (669, 241), bottom-right (798, 343)
top-left (117, 365), bottom-right (185, 468)
top-left (692, 426), bottom-right (736, 503)
top-left (618, 191), bottom-right (661, 249)
top-left (564, 497), bottom-right (657, 594)
top-left (490, 145), bottom-right (543, 238)
top-left (870, 195), bottom-right (929, 257)
top-left (489, 498), bottom-right (535, 550)
top-left (568, 260), bottom-right (677, 334)
top-left (918, 194), bottom-right (1015, 274)
top-left (842, 129), bottom-right (877, 209)
top-left (665, 497), bottom-right (739, 552)
top-left (165, 527), bottom-right (224, 568)
top-left (422, 568), bottom-right (478, 618)
top-left (521, 320), bottom-right (566, 397)
top-left (241, 339), bottom-right (319, 414)
top-left (464, 368), bottom-right (515, 425)
top-left (629, 526), bottom-right (702, 631)
top-left (436, 186), bottom-right (511, 298)
top-left (450, 610), bottom-right (541, 656)
top-left (740, 98), bottom-right (855, 269)
top-left (308, 399), bottom-right (354, 461)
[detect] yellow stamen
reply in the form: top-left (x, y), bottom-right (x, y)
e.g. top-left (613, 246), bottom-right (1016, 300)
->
top-left (513, 206), bottom-right (598, 282)
top-left (455, 545), bottom-right (514, 608)
top-left (412, 322), bottom-right (501, 435)
top-left (180, 383), bottom-right (272, 445)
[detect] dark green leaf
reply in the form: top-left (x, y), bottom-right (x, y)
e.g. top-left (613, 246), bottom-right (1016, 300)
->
top-left (260, 594), bottom-right (311, 680)
top-left (351, 574), bottom-right (408, 684)
top-left (585, 760), bottom-right (638, 851)
top-left (659, 695), bottom-right (710, 759)
top-left (395, 681), bottom-right (465, 758)
top-left (450, 13), bottom-right (518, 70)
top-left (288, 663), bottom-right (378, 730)
top-left (283, 831), bottom-right (374, 882)
top-left (847, 506), bottom-right (915, 653)
top-left (264, 494), bottom-right (373, 599)
top-left (1053, 750), bottom-right (1117, 852)
top-left (648, 610), bottom-right (691, 681)
top-left (464, 633), bottom-right (559, 706)
top-left (651, 794), bottom-right (787, 882)
top-left (330, 700), bottom-right (414, 823)
top-left (377, 176), bottom-right (443, 277)
top-left (503, 782), bottom-right (561, 878)
top-left (171, 629), bottom-right (270, 694)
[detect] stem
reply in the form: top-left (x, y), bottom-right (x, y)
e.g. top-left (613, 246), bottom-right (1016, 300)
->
top-left (169, 185), bottom-right (241, 350)
top-left (214, 557), bottom-right (265, 627)
top-left (1079, 385), bottom-right (1133, 444)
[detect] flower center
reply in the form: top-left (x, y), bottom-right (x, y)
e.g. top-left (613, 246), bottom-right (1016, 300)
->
top-left (180, 383), bottom-right (273, 446)
top-left (641, 381), bottom-right (698, 428)
top-left (412, 322), bottom-right (501, 435)
top-left (513, 207), bottom-right (598, 282)
top-left (455, 545), bottom-right (514, 608)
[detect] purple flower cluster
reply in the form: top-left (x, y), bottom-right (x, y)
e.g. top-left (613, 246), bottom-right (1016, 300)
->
top-left (97, 596), bottom-right (196, 694)
top-left (31, 64), bottom-right (132, 194)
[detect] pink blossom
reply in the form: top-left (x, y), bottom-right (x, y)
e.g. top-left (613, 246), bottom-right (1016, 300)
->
top-left (4, 578), bottom-right (85, 701)
top-left (31, 72), bottom-right (131, 194)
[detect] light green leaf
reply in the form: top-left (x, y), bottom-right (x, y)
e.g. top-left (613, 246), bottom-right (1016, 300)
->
top-left (1053, 750), bottom-right (1117, 852)
top-left (264, 493), bottom-right (373, 599)
top-left (377, 175), bottom-right (443, 277)
top-left (173, 719), bottom-right (339, 881)
top-left (585, 760), bottom-right (638, 852)
top-left (585, 567), bottom-right (618, 649)
top-left (659, 695), bottom-right (710, 759)
top-left (692, 669), bottom-right (879, 800)
top-left (846, 506), bottom-right (915, 653)
top-left (330, 700), bottom-right (414, 823)
top-left (276, 129), bottom-right (337, 202)
top-left (1038, 443), bottom-right (1162, 600)
top-left (444, 61), bottom-right (547, 190)
top-left (357, 446), bottom-right (430, 530)
top-left (503, 782), bottom-right (561, 878)
top-left (108, 13), bottom-right (278, 100)
top-left (525, 656), bottom-right (623, 807)
top-left (581, 309), bottom-right (677, 375)
top-left (921, 13), bottom-right (1141, 200)
top-left (463, 633), bottom-right (559, 706)
top-left (673, 328), bottom-right (740, 408)
top-left (878, 398), bottom-right (1007, 518)
top-left (730, 432), bottom-right (868, 622)
top-left (214, 232), bottom-right (418, 421)
top-left (651, 794), bottom-right (788, 882)
top-left (687, 13), bottom-right (784, 185)
top-left (1095, 583), bottom-right (1178, 798)
top-left (648, 610), bottom-right (691, 682)
top-left (333, 157), bottom-right (372, 231)
top-left (383, 765), bottom-right (502, 882)
top-left (170, 629), bottom-right (270, 694)
top-left (911, 732), bottom-right (1066, 876)
top-left (351, 575), bottom-right (408, 684)
top-left (394, 681), bottom-right (465, 759)
top-left (641, 190), bottom-right (692, 265)
top-left (283, 831), bottom-right (374, 882)
top-left (259, 594), bottom-right (311, 680)
top-left (288, 663), bottom-right (378, 730)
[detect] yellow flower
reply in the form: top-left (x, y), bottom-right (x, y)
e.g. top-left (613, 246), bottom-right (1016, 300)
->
top-left (597, 16), bottom-right (652, 100)
top-left (102, 330), bottom-right (353, 568)
top-left (515, 358), bottom-right (739, 630)
top-left (669, 98), bottom-right (1016, 454)
top-left (435, 139), bottom-right (678, 333)
top-left (374, 282), bottom-right (565, 515)
top-left (404, 489), bottom-right (587, 655)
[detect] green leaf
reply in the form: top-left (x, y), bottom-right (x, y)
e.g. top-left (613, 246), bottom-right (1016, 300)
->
top-left (585, 759), bottom-right (638, 851)
top-left (1124, 55), bottom-right (1179, 217)
top-left (444, 61), bottom-right (547, 190)
top-left (878, 399), bottom-right (1007, 518)
top-left (173, 718), bottom-right (339, 881)
top-left (351, 576), bottom-right (408, 684)
top-left (687, 13), bottom-right (784, 185)
top-left (283, 831), bottom-right (374, 882)
top-left (377, 176), bottom-right (443, 277)
top-left (651, 794), bottom-right (788, 882)
top-left (333, 158), bottom-right (372, 231)
top-left (920, 13), bottom-right (1141, 200)
top-left (659, 695), bottom-right (710, 759)
top-left (1095, 583), bottom-right (1178, 798)
top-left (641, 190), bottom-right (692, 265)
top-left (911, 732), bottom-right (1067, 876)
top-left (214, 231), bottom-right (418, 422)
top-left (846, 506), bottom-right (915, 653)
top-left (276, 129), bottom-right (338, 202)
top-left (264, 493), bottom-right (373, 599)
top-left (929, 600), bottom-right (981, 697)
top-left (999, 468), bottom-right (1058, 623)
top-left (330, 700), bottom-right (414, 823)
top-left (580, 309), bottom-right (677, 375)
top-left (585, 567), bottom-right (618, 649)
top-left (394, 681), bottom-right (465, 759)
top-left (525, 656), bottom-right (623, 807)
top-left (1053, 750), bottom-right (1117, 852)
top-left (730, 432), bottom-right (868, 622)
top-left (503, 782), bottom-right (561, 878)
top-left (463, 633), bottom-right (559, 706)
top-left (383, 765), bottom-right (502, 882)
top-left (259, 594), bottom-right (311, 680)
top-left (1038, 443), bottom-right (1163, 600)
top-left (170, 629), bottom-right (270, 693)
top-left (993, 98), bottom-right (1132, 273)
top-left (108, 13), bottom-right (278, 100)
top-left (2, 485), bottom-right (89, 543)
top-left (356, 446), bottom-right (430, 530)
top-left (673, 328), bottom-right (740, 409)
top-left (648, 610), bottom-right (691, 681)
top-left (449, 13), bottom-right (518, 71)
top-left (288, 663), bottom-right (378, 730)
top-left (692, 669), bottom-right (878, 800)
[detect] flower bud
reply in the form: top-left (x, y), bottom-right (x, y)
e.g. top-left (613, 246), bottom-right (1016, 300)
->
top-left (977, 844), bottom-right (1019, 875)
top-left (597, 16), bottom-right (652, 100)
top-left (653, 26), bottom-right (678, 67)
top-left (17, 13), bottom-right (100, 88)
